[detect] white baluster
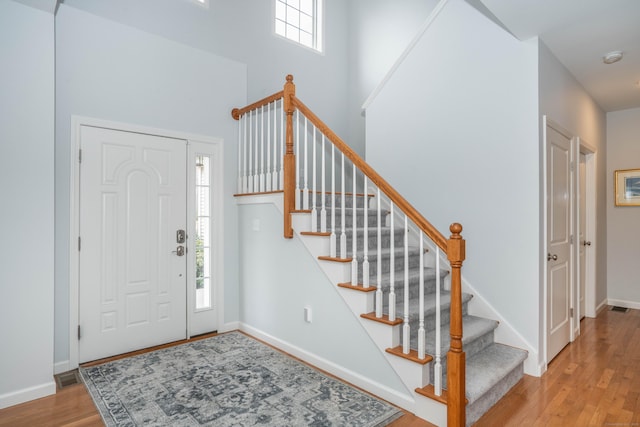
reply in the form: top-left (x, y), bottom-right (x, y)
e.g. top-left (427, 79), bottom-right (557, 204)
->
top-left (310, 127), bottom-right (317, 232)
top-left (351, 165), bottom-right (358, 285)
top-left (418, 232), bottom-right (426, 359)
top-left (260, 105), bottom-right (265, 192)
top-left (295, 110), bottom-right (301, 209)
top-left (320, 135), bottom-right (327, 232)
top-left (403, 215), bottom-right (410, 354)
top-left (279, 99), bottom-right (284, 190)
top-left (248, 111), bottom-right (254, 193)
top-left (242, 113), bottom-right (248, 193)
top-left (388, 203), bottom-right (396, 321)
top-left (329, 144), bottom-right (336, 257)
top-left (253, 110), bottom-right (259, 192)
top-left (340, 153), bottom-right (347, 259)
top-left (362, 177), bottom-right (369, 288)
top-left (266, 102), bottom-right (272, 192)
top-left (375, 187), bottom-right (383, 318)
top-left (237, 115), bottom-right (242, 193)
top-left (435, 247), bottom-right (442, 396)
top-left (272, 100), bottom-right (278, 190)
top-left (303, 117), bottom-right (309, 210)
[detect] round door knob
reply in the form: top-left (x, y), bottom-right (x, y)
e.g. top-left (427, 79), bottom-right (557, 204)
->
top-left (547, 253), bottom-right (558, 261)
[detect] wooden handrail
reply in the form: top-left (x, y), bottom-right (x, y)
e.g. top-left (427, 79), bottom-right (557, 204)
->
top-left (231, 90), bottom-right (285, 120)
top-left (291, 95), bottom-right (448, 252)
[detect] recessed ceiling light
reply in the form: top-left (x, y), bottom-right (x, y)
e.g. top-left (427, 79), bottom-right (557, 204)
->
top-left (603, 51), bottom-right (623, 64)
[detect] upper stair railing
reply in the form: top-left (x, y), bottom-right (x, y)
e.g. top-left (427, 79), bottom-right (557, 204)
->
top-left (232, 75), bottom-right (466, 427)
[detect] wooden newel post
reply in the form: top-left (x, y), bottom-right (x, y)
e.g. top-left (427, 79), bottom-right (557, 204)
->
top-left (283, 74), bottom-right (296, 238)
top-left (446, 223), bottom-right (466, 427)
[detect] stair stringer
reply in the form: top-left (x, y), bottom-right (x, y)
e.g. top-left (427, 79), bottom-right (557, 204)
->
top-left (291, 210), bottom-right (448, 426)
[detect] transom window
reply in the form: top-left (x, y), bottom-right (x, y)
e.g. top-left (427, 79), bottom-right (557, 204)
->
top-left (275, 0), bottom-right (323, 52)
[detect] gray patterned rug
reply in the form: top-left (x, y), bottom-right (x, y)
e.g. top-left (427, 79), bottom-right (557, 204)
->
top-left (80, 331), bottom-right (402, 426)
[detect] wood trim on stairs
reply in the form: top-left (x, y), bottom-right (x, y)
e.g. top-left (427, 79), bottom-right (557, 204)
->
top-left (361, 312), bottom-right (403, 326)
top-left (337, 282), bottom-right (377, 292)
top-left (386, 346), bottom-right (433, 365)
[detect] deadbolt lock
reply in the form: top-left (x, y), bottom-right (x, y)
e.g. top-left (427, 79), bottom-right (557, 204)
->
top-left (176, 229), bottom-right (186, 244)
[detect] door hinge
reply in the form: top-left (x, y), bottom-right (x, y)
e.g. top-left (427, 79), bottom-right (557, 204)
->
top-left (570, 308), bottom-right (574, 317)
top-left (78, 325), bottom-right (81, 340)
top-left (570, 234), bottom-right (574, 245)
top-left (570, 161), bottom-right (575, 172)
top-left (79, 149), bottom-right (82, 163)
top-left (78, 236), bottom-right (81, 251)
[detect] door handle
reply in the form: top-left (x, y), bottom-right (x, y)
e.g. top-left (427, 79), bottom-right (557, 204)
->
top-left (547, 253), bottom-right (558, 261)
top-left (582, 240), bottom-right (591, 246)
top-left (172, 246), bottom-right (185, 256)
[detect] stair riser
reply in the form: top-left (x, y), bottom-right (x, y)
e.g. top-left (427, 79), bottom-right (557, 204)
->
top-left (374, 274), bottom-right (446, 298)
top-left (355, 251), bottom-right (424, 280)
top-left (387, 300), bottom-right (468, 335)
top-left (426, 330), bottom-right (495, 382)
top-left (316, 209), bottom-right (386, 229)
top-left (305, 194), bottom-right (371, 209)
top-left (342, 228), bottom-right (406, 252)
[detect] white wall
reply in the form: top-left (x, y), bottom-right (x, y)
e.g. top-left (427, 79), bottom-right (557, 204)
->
top-left (0, 1), bottom-right (56, 408)
top-left (606, 107), bottom-right (640, 307)
top-left (346, 0), bottom-right (438, 155)
top-left (539, 41), bottom-right (608, 313)
top-left (238, 202), bottom-right (410, 398)
top-left (54, 5), bottom-right (247, 366)
top-left (60, 0), bottom-right (350, 139)
top-left (365, 0), bottom-right (541, 355)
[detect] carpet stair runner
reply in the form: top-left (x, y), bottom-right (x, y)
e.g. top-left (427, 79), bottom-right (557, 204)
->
top-left (300, 192), bottom-right (527, 426)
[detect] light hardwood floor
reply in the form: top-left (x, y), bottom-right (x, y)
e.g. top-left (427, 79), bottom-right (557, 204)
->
top-left (1, 308), bottom-right (637, 426)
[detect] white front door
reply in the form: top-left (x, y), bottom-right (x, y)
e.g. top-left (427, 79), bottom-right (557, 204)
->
top-left (79, 126), bottom-right (187, 363)
top-left (546, 124), bottom-right (573, 363)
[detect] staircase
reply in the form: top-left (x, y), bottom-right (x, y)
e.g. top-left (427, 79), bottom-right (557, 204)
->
top-left (293, 193), bottom-right (527, 426)
top-left (232, 75), bottom-right (528, 426)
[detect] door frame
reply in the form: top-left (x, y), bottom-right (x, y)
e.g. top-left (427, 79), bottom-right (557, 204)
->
top-left (577, 139), bottom-right (597, 321)
top-left (69, 116), bottom-right (225, 370)
top-left (542, 116), bottom-right (576, 366)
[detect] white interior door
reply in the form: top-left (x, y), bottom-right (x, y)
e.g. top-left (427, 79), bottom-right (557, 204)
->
top-left (578, 153), bottom-right (587, 320)
top-left (79, 126), bottom-right (187, 363)
top-left (546, 124), bottom-right (573, 363)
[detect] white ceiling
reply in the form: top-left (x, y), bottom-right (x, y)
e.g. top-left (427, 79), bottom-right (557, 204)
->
top-left (476, 0), bottom-right (640, 112)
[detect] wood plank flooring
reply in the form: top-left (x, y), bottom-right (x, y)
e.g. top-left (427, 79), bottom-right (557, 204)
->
top-left (0, 307), bottom-right (637, 426)
top-left (475, 306), bottom-right (640, 426)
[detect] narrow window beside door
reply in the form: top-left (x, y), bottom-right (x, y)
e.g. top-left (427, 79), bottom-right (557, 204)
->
top-left (195, 155), bottom-right (212, 310)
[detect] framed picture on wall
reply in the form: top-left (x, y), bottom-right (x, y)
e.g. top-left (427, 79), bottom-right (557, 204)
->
top-left (615, 169), bottom-right (640, 206)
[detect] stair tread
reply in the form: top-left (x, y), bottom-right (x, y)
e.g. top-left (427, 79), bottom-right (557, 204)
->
top-left (383, 291), bottom-right (473, 318)
top-left (465, 343), bottom-right (528, 404)
top-left (424, 315), bottom-right (498, 354)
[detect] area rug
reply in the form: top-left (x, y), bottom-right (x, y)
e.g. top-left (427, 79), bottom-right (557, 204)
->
top-left (80, 331), bottom-right (402, 426)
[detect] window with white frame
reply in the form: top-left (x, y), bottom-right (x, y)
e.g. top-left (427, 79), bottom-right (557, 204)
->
top-left (275, 0), bottom-right (323, 52)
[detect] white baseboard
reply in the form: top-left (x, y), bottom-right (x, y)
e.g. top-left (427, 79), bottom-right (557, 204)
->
top-left (596, 299), bottom-right (609, 314)
top-left (220, 321), bottom-right (240, 333)
top-left (607, 299), bottom-right (640, 310)
top-left (54, 360), bottom-right (71, 375)
top-left (0, 381), bottom-right (56, 410)
top-left (239, 323), bottom-right (415, 411)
